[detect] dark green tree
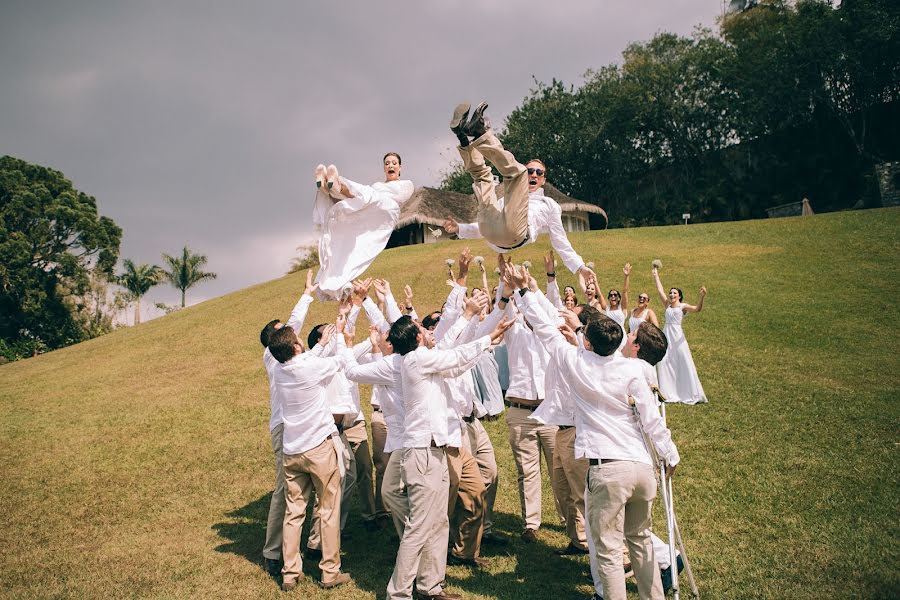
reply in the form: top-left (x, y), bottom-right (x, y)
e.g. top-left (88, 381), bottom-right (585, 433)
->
top-left (161, 246), bottom-right (217, 308)
top-left (0, 156), bottom-right (122, 358)
top-left (118, 259), bottom-right (162, 325)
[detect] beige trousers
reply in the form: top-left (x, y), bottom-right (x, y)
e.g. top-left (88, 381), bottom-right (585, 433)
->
top-left (381, 450), bottom-right (406, 537)
top-left (386, 447), bottom-right (450, 600)
top-left (344, 419), bottom-right (377, 521)
top-left (308, 431), bottom-right (355, 550)
top-left (552, 426), bottom-right (589, 548)
top-left (446, 445), bottom-right (486, 559)
top-left (464, 418), bottom-right (499, 536)
top-left (263, 423), bottom-right (286, 560)
top-left (586, 460), bottom-right (664, 600)
top-left (282, 436), bottom-right (343, 585)
top-left (370, 409), bottom-right (391, 517)
top-left (505, 405), bottom-right (563, 530)
top-left (458, 130), bottom-right (530, 248)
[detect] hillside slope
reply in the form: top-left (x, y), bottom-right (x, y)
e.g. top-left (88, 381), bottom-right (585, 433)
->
top-left (2, 208), bottom-right (898, 599)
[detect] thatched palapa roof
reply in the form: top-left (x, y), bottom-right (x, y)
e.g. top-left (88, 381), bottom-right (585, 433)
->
top-left (396, 183), bottom-right (607, 229)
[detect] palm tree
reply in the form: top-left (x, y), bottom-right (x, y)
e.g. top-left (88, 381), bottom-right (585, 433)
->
top-left (118, 260), bottom-right (162, 325)
top-left (161, 246), bottom-right (217, 308)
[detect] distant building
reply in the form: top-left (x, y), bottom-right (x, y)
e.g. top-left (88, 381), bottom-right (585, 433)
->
top-left (765, 198), bottom-right (815, 219)
top-left (387, 183), bottom-right (608, 248)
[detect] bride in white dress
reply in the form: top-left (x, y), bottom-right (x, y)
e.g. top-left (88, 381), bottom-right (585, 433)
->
top-left (653, 266), bottom-right (708, 404)
top-left (311, 153), bottom-right (414, 300)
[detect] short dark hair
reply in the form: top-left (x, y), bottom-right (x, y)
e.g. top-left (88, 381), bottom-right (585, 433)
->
top-left (584, 315), bottom-right (622, 357)
top-left (307, 323), bottom-right (327, 349)
top-left (269, 327), bottom-right (299, 363)
top-left (670, 287), bottom-right (683, 302)
top-left (260, 319), bottom-right (280, 348)
top-left (422, 312), bottom-right (441, 331)
top-left (635, 322), bottom-right (668, 366)
top-left (577, 304), bottom-right (603, 326)
top-left (383, 152), bottom-right (401, 165)
top-left (388, 316), bottom-right (420, 355)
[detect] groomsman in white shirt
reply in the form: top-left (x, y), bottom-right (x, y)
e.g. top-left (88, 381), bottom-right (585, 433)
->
top-left (443, 101), bottom-right (595, 282)
top-left (267, 313), bottom-right (355, 591)
top-left (385, 310), bottom-right (510, 600)
top-left (509, 265), bottom-right (679, 600)
top-left (258, 270), bottom-right (319, 577)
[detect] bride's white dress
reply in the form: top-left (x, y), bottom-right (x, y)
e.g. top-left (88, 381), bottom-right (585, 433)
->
top-left (312, 178), bottom-right (414, 300)
top-left (657, 305), bottom-right (707, 404)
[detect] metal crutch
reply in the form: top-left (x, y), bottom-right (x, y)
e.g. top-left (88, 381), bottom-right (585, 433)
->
top-left (629, 391), bottom-right (700, 598)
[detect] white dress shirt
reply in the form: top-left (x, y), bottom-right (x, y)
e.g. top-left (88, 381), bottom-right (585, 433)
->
top-left (264, 293), bottom-right (314, 432)
top-left (456, 187), bottom-right (585, 273)
top-left (275, 336), bottom-right (354, 455)
top-left (518, 290), bottom-right (679, 467)
top-left (346, 353), bottom-right (405, 453)
top-left (400, 335), bottom-right (492, 449)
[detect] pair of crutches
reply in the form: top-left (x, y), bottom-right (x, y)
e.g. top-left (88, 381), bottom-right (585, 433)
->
top-left (629, 388), bottom-right (700, 599)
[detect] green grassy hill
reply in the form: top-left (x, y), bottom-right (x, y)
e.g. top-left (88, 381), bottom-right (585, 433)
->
top-left (2, 208), bottom-right (898, 599)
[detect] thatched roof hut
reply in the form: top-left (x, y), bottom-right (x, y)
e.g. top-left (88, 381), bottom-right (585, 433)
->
top-left (388, 183), bottom-right (607, 248)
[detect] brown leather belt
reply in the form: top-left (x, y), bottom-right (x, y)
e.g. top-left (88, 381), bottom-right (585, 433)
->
top-left (505, 399), bottom-right (542, 412)
top-left (588, 458), bottom-right (622, 466)
top-left (430, 440), bottom-right (446, 449)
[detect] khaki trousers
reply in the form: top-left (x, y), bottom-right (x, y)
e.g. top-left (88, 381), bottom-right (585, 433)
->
top-left (464, 418), bottom-right (499, 536)
top-left (552, 426), bottom-right (589, 548)
top-left (282, 436), bottom-right (342, 585)
top-left (386, 447), bottom-right (450, 600)
top-left (586, 461), bottom-right (664, 600)
top-left (381, 451), bottom-right (406, 537)
top-left (263, 423), bottom-right (286, 560)
top-left (371, 409), bottom-right (391, 517)
top-left (344, 419), bottom-right (377, 521)
top-left (308, 432), bottom-right (356, 550)
top-left (505, 405), bottom-right (563, 530)
top-left (446, 445), bottom-right (486, 559)
top-left (458, 130), bottom-right (530, 248)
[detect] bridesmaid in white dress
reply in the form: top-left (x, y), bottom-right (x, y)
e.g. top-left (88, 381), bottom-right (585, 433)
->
top-left (628, 291), bottom-right (660, 333)
top-left (590, 263), bottom-right (631, 350)
top-left (653, 266), bottom-right (708, 404)
top-left (311, 153), bottom-right (414, 300)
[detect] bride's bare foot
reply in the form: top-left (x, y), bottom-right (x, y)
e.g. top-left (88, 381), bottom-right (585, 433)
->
top-left (315, 164), bottom-right (327, 189)
top-left (326, 164), bottom-right (342, 197)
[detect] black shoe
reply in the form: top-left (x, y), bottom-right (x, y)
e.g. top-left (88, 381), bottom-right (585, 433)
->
top-left (554, 542), bottom-right (589, 555)
top-left (305, 547), bottom-right (322, 561)
top-left (450, 102), bottom-right (472, 147)
top-left (661, 554), bottom-right (685, 593)
top-left (481, 532), bottom-right (510, 546)
top-left (447, 553), bottom-right (489, 568)
top-left (264, 557), bottom-right (283, 578)
top-left (462, 102), bottom-right (490, 139)
top-left (521, 528), bottom-right (537, 543)
top-left (415, 590), bottom-right (463, 600)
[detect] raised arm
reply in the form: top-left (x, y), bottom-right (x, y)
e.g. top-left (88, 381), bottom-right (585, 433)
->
top-left (544, 251), bottom-right (563, 309)
top-left (652, 267), bottom-right (669, 306)
top-left (682, 286), bottom-right (707, 314)
top-left (285, 269), bottom-right (319, 332)
top-left (622, 263), bottom-right (631, 313)
top-left (508, 265), bottom-right (571, 357)
top-left (545, 203), bottom-right (586, 274)
top-left (647, 308), bottom-right (660, 327)
top-left (444, 217), bottom-right (483, 240)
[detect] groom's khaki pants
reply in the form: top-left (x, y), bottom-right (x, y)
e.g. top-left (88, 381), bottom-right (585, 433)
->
top-left (458, 130), bottom-right (530, 248)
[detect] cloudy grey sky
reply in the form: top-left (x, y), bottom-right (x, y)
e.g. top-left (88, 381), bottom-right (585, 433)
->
top-left (0, 1), bottom-right (720, 321)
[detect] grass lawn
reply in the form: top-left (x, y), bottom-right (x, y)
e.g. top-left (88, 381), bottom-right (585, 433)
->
top-left (1, 207), bottom-right (898, 599)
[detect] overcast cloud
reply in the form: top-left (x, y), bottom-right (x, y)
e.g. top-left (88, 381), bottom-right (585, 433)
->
top-left (0, 1), bottom-right (719, 320)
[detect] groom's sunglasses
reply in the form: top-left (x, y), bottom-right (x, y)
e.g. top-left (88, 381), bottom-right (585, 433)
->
top-left (527, 168), bottom-right (545, 176)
